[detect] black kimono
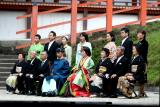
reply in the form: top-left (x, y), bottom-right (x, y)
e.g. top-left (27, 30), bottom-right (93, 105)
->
top-left (6, 60), bottom-right (27, 93)
top-left (90, 58), bottom-right (113, 95)
top-left (130, 55), bottom-right (146, 84)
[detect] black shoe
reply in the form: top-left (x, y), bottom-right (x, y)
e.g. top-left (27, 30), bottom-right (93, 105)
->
top-left (47, 91), bottom-right (56, 97)
top-left (110, 94), bottom-right (117, 98)
top-left (36, 93), bottom-right (41, 96)
top-left (42, 92), bottom-right (47, 97)
top-left (28, 91), bottom-right (35, 95)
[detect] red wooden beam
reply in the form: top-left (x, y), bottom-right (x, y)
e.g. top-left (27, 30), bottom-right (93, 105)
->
top-left (139, 0), bottom-right (147, 26)
top-left (16, 0), bottom-right (106, 20)
top-left (16, 14), bottom-right (160, 50)
top-left (106, 0), bottom-right (113, 32)
top-left (31, 5), bottom-right (38, 43)
top-left (71, 0), bottom-right (77, 45)
top-left (17, 6), bottom-right (140, 34)
top-left (113, 6), bottom-right (140, 14)
top-left (16, 29), bottom-right (31, 34)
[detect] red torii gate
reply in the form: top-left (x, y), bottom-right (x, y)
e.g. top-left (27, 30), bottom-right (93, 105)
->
top-left (16, 0), bottom-right (160, 49)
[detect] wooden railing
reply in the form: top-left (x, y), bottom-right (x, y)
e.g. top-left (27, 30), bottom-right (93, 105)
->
top-left (0, 0), bottom-right (160, 7)
top-left (14, 0), bottom-right (160, 49)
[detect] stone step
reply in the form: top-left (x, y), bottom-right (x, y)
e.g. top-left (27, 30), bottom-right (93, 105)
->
top-left (0, 55), bottom-right (17, 59)
top-left (0, 76), bottom-right (8, 81)
top-left (0, 59), bottom-right (17, 63)
top-left (0, 81), bottom-right (5, 87)
top-left (0, 72), bottom-right (10, 76)
top-left (0, 86), bottom-right (6, 90)
top-left (0, 67), bottom-right (12, 72)
top-left (0, 63), bottom-right (15, 67)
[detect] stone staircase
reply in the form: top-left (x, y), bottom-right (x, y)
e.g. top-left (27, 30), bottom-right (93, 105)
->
top-left (0, 55), bottom-right (17, 90)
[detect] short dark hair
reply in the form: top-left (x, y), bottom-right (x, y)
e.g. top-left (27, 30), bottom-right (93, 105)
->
top-left (18, 53), bottom-right (26, 59)
top-left (56, 48), bottom-right (65, 53)
top-left (35, 34), bottom-right (41, 40)
top-left (80, 32), bottom-right (89, 42)
top-left (82, 46), bottom-right (91, 56)
top-left (102, 48), bottom-right (110, 57)
top-left (121, 27), bottom-right (130, 35)
top-left (107, 31), bottom-right (115, 42)
top-left (50, 31), bottom-right (56, 36)
top-left (137, 29), bottom-right (146, 39)
top-left (133, 44), bottom-right (141, 55)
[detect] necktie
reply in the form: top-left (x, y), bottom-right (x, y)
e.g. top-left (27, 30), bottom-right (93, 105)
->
top-left (41, 61), bottom-right (44, 67)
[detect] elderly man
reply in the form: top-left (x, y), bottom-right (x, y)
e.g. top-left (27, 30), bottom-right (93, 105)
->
top-left (109, 46), bottom-right (129, 98)
top-left (25, 51), bottom-right (41, 95)
top-left (35, 51), bottom-right (50, 96)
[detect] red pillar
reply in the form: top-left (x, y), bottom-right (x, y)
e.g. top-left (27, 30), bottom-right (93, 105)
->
top-left (31, 4), bottom-right (38, 43)
top-left (158, 0), bottom-right (160, 7)
top-left (139, 0), bottom-right (147, 26)
top-left (106, 0), bottom-right (113, 32)
top-left (71, 0), bottom-right (77, 45)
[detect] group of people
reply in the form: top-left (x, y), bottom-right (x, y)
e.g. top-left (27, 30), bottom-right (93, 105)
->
top-left (5, 27), bottom-right (149, 98)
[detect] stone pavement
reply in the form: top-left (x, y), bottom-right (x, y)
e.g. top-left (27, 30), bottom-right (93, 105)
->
top-left (0, 90), bottom-right (159, 106)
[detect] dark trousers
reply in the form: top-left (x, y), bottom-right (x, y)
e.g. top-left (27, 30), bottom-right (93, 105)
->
top-left (25, 76), bottom-right (35, 93)
top-left (36, 77), bottom-right (44, 95)
top-left (109, 77), bottom-right (118, 95)
top-left (103, 78), bottom-right (112, 96)
top-left (16, 75), bottom-right (25, 92)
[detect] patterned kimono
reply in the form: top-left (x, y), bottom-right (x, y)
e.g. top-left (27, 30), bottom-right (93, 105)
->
top-left (60, 56), bottom-right (94, 97)
top-left (42, 58), bottom-right (69, 95)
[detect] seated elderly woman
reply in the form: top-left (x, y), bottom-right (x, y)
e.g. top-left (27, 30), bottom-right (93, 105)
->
top-left (41, 48), bottom-right (70, 96)
top-left (89, 48), bottom-right (113, 97)
top-left (6, 53), bottom-right (27, 94)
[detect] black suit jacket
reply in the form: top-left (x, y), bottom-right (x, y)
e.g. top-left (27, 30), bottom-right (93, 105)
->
top-left (26, 58), bottom-right (41, 77)
top-left (44, 41), bottom-right (60, 63)
top-left (11, 60), bottom-right (28, 75)
top-left (121, 37), bottom-right (133, 63)
top-left (112, 56), bottom-right (128, 77)
top-left (37, 60), bottom-right (50, 78)
top-left (137, 39), bottom-right (149, 64)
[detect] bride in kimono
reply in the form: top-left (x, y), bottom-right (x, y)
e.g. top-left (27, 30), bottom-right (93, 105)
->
top-left (59, 46), bottom-right (94, 97)
top-left (41, 48), bottom-right (70, 96)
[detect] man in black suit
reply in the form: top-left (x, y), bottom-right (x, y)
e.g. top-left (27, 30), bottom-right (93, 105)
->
top-left (44, 31), bottom-right (60, 65)
top-left (120, 27), bottom-right (133, 64)
top-left (25, 51), bottom-right (41, 95)
top-left (109, 46), bottom-right (129, 97)
top-left (35, 51), bottom-right (50, 96)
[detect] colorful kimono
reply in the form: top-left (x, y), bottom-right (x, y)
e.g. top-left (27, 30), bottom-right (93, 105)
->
top-left (42, 58), bottom-right (69, 95)
top-left (27, 43), bottom-right (44, 60)
top-left (75, 42), bottom-right (92, 65)
top-left (60, 56), bottom-right (94, 97)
